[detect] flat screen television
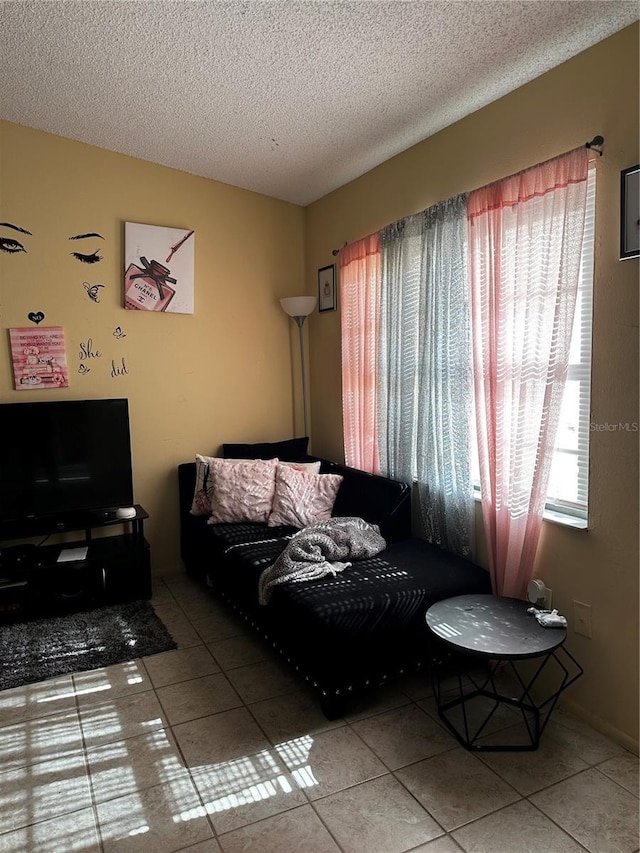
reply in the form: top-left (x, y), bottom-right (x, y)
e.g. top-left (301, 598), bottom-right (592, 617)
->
top-left (0, 398), bottom-right (134, 538)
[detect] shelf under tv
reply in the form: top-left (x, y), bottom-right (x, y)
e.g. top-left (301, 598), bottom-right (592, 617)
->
top-left (0, 505), bottom-right (151, 623)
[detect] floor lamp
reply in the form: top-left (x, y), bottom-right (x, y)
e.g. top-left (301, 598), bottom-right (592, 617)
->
top-left (280, 296), bottom-right (317, 437)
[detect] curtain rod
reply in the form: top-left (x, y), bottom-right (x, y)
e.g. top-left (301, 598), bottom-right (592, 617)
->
top-left (586, 135), bottom-right (604, 155)
top-left (331, 136), bottom-right (604, 256)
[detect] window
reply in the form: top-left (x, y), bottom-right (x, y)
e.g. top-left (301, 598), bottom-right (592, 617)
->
top-left (343, 150), bottom-right (594, 551)
top-left (470, 163), bottom-right (595, 525)
top-left (545, 163), bottom-right (595, 522)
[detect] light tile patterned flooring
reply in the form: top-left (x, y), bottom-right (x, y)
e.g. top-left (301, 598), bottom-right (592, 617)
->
top-left (0, 572), bottom-right (637, 853)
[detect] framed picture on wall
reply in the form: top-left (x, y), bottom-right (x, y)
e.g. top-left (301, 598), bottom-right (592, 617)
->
top-left (318, 264), bottom-right (336, 312)
top-left (124, 222), bottom-right (195, 312)
top-left (9, 326), bottom-right (69, 390)
top-left (620, 164), bottom-right (639, 260)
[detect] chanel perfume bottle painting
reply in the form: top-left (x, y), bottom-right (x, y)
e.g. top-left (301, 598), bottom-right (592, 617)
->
top-left (124, 223), bottom-right (195, 313)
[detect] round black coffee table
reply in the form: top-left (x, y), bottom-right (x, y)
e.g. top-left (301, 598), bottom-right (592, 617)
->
top-left (425, 594), bottom-right (583, 751)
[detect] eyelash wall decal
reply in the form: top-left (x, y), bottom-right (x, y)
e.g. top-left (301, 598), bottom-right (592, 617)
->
top-left (0, 238), bottom-right (27, 254)
top-left (0, 222), bottom-right (32, 255)
top-left (71, 250), bottom-right (103, 264)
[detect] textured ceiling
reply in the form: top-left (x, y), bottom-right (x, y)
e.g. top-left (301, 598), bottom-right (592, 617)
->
top-left (1, 1), bottom-right (637, 205)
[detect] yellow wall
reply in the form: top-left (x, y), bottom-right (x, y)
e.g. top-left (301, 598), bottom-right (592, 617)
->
top-left (1, 25), bottom-right (638, 749)
top-left (0, 121), bottom-right (306, 572)
top-left (305, 24), bottom-right (639, 749)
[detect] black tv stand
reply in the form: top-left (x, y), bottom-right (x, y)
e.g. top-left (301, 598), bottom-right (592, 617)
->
top-left (0, 505), bottom-right (151, 623)
top-left (91, 509), bottom-right (120, 523)
top-left (0, 543), bottom-right (39, 574)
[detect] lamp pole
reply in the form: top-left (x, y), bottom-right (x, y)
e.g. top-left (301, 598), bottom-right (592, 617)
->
top-left (280, 296), bottom-right (316, 438)
top-left (293, 315), bottom-right (309, 437)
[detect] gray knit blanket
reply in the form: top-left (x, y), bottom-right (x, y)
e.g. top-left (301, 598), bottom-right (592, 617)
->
top-left (258, 516), bottom-right (386, 605)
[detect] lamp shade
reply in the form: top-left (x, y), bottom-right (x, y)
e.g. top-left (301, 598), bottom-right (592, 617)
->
top-left (280, 296), bottom-right (317, 318)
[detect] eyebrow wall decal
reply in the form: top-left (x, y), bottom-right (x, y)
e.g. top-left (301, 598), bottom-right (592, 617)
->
top-left (0, 222), bottom-right (33, 235)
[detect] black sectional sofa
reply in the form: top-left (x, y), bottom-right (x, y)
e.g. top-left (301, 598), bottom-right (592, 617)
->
top-left (178, 454), bottom-right (491, 718)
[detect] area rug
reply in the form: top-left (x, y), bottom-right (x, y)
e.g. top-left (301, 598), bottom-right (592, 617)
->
top-left (0, 600), bottom-right (177, 692)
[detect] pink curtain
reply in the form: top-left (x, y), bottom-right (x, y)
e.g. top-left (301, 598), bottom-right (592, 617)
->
top-left (468, 148), bottom-right (589, 598)
top-left (340, 234), bottom-right (381, 473)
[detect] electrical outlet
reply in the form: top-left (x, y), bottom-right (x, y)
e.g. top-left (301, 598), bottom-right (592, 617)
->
top-left (573, 600), bottom-right (592, 638)
top-left (544, 588), bottom-right (553, 609)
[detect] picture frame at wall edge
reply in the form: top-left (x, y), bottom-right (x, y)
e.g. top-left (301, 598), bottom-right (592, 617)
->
top-left (318, 264), bottom-right (337, 312)
top-left (620, 163), bottom-right (639, 260)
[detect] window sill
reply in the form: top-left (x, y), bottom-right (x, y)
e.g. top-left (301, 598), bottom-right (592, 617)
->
top-left (472, 488), bottom-right (588, 530)
top-left (542, 507), bottom-right (588, 530)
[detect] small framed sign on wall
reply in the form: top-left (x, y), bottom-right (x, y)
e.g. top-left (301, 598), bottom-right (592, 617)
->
top-left (318, 264), bottom-right (336, 312)
top-left (9, 326), bottom-right (69, 390)
top-left (620, 164), bottom-right (639, 260)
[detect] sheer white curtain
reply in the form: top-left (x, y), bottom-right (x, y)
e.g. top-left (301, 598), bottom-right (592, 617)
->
top-left (468, 148), bottom-right (590, 597)
top-left (379, 195), bottom-right (474, 556)
top-left (340, 149), bottom-right (589, 575)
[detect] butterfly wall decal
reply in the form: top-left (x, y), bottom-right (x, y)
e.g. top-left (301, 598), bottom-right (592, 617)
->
top-left (113, 326), bottom-right (126, 339)
top-left (83, 282), bottom-right (104, 303)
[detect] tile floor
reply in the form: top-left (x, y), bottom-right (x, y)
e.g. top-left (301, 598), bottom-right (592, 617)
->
top-left (0, 572), bottom-right (638, 853)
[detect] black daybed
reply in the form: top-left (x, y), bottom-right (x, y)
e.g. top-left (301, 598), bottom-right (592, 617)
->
top-left (178, 444), bottom-right (490, 718)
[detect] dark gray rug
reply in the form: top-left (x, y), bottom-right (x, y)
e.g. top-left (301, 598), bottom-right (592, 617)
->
top-left (0, 600), bottom-right (177, 691)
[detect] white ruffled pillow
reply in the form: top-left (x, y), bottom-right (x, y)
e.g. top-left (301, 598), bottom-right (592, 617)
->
top-left (268, 463), bottom-right (343, 528)
top-left (207, 457), bottom-right (278, 524)
top-left (279, 460), bottom-right (321, 475)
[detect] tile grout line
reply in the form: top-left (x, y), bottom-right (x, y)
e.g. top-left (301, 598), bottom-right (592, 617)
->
top-left (167, 582), bottom-right (302, 846)
top-left (6, 571), bottom-right (626, 853)
top-left (73, 670), bottom-right (107, 853)
top-left (525, 796), bottom-right (593, 853)
top-left (149, 581), bottom-right (221, 848)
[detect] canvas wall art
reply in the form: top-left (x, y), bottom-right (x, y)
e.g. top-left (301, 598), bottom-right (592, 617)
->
top-left (10, 326), bottom-right (69, 390)
top-left (124, 222), bottom-right (195, 313)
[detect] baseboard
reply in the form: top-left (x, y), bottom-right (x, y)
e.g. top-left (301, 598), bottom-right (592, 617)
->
top-left (560, 697), bottom-right (639, 755)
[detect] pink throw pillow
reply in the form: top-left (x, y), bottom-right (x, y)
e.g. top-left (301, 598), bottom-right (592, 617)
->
top-left (268, 463), bottom-right (343, 528)
top-left (207, 457), bottom-right (278, 524)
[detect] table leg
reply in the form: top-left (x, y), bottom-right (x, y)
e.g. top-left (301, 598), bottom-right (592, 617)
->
top-left (431, 646), bottom-right (583, 751)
